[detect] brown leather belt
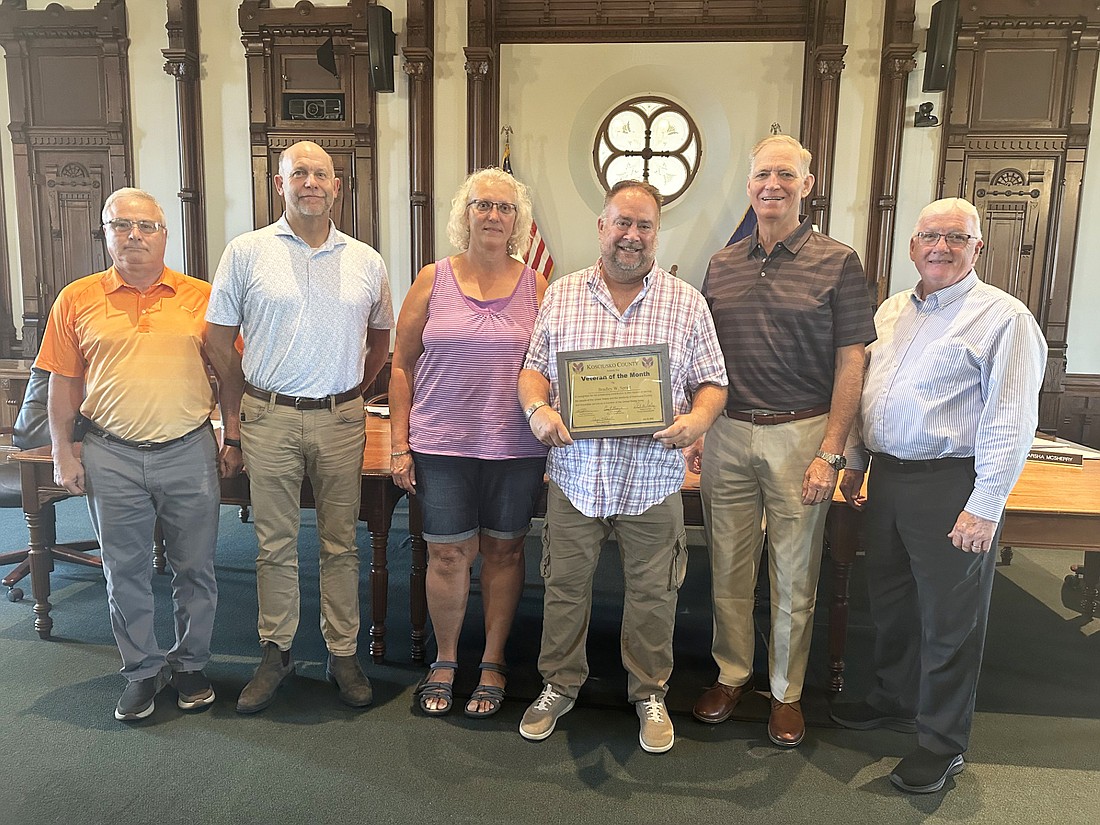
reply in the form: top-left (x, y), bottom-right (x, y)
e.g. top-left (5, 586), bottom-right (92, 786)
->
top-left (244, 382), bottom-right (362, 410)
top-left (724, 404), bottom-right (830, 425)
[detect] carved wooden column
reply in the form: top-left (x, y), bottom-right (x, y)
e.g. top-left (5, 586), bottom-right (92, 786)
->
top-left (403, 0), bottom-right (434, 277)
top-left (801, 0), bottom-right (847, 234)
top-left (865, 0), bottom-right (917, 305)
top-left (163, 0), bottom-right (208, 280)
top-left (466, 0), bottom-right (497, 172)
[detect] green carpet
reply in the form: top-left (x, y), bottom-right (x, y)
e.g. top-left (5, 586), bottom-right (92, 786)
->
top-left (0, 498), bottom-right (1097, 825)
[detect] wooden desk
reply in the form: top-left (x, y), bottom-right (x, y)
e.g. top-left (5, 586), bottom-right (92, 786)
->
top-left (823, 458), bottom-right (1100, 692)
top-left (8, 417), bottom-right (424, 662)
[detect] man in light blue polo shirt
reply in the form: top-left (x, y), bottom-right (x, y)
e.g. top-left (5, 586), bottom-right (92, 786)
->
top-left (205, 141), bottom-right (393, 714)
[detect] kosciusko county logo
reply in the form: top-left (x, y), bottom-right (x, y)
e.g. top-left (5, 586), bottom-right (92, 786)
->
top-left (641, 356), bottom-right (654, 368)
top-left (571, 362), bottom-right (585, 373)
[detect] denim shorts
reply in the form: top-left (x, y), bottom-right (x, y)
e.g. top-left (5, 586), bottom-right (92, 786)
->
top-left (412, 452), bottom-right (547, 543)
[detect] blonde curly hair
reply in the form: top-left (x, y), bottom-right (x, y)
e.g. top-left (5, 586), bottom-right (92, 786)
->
top-left (445, 167), bottom-right (534, 256)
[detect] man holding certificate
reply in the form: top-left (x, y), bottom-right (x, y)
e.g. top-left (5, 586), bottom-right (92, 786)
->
top-left (691, 134), bottom-right (876, 748)
top-left (517, 180), bottom-right (728, 754)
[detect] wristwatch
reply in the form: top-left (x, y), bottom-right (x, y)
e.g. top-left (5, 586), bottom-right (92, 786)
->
top-left (524, 400), bottom-right (549, 422)
top-left (815, 449), bottom-right (846, 470)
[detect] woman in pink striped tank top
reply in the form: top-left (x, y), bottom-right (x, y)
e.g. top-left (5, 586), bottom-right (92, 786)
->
top-left (390, 169), bottom-right (549, 719)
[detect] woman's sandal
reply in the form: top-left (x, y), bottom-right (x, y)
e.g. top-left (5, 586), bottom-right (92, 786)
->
top-left (415, 660), bottom-right (458, 716)
top-left (464, 662), bottom-right (508, 719)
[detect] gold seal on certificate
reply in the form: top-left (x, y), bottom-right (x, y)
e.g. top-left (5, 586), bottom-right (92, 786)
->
top-left (556, 344), bottom-right (674, 439)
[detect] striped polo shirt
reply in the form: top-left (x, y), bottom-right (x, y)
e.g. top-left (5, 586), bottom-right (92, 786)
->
top-left (703, 217), bottom-right (876, 412)
top-left (409, 257), bottom-right (546, 460)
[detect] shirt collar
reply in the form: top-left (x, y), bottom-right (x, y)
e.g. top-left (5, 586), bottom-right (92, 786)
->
top-left (747, 215), bottom-right (813, 259)
top-left (911, 269), bottom-right (978, 309)
top-left (101, 265), bottom-right (177, 295)
top-left (273, 213), bottom-right (345, 251)
top-left (589, 259), bottom-right (660, 313)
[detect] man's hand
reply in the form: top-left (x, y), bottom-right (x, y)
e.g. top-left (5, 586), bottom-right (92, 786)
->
top-left (529, 405), bottom-right (574, 448)
top-left (948, 510), bottom-right (998, 553)
top-left (683, 436), bottom-right (705, 474)
top-left (391, 452), bottom-right (416, 493)
top-left (654, 412), bottom-right (708, 451)
top-left (54, 451), bottom-right (85, 495)
top-left (801, 457), bottom-right (839, 506)
top-left (218, 445), bottom-right (243, 479)
top-left (838, 468), bottom-right (866, 510)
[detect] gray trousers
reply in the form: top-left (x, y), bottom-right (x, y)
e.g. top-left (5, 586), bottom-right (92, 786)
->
top-left (83, 426), bottom-right (220, 681)
top-left (861, 458), bottom-right (998, 756)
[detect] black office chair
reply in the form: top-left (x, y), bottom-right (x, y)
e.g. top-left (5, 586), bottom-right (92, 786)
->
top-left (0, 367), bottom-right (102, 601)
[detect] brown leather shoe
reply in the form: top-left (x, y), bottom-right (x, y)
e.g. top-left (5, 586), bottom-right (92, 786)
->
top-left (692, 681), bottom-right (750, 724)
top-left (768, 698), bottom-right (805, 748)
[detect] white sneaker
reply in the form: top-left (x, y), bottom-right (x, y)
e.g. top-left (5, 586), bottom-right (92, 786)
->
top-left (519, 684), bottom-right (574, 741)
top-left (636, 694), bottom-right (675, 753)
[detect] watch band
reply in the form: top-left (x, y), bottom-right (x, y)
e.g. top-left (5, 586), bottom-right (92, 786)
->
top-left (524, 400), bottom-right (549, 422)
top-left (815, 449), bottom-right (845, 470)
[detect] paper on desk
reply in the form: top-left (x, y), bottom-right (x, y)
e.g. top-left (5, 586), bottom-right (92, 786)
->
top-left (366, 404), bottom-right (390, 418)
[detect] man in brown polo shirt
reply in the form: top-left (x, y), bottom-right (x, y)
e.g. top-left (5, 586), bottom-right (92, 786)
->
top-left (690, 134), bottom-right (876, 747)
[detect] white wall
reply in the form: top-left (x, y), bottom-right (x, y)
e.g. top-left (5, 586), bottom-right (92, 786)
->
top-left (496, 41), bottom-right (804, 286)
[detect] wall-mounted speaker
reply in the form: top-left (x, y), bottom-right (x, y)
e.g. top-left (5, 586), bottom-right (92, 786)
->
top-left (922, 0), bottom-right (960, 93)
top-left (367, 5), bottom-right (396, 94)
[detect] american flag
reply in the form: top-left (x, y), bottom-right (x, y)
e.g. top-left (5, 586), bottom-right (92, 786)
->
top-left (727, 206), bottom-right (757, 246)
top-left (502, 142), bottom-right (555, 280)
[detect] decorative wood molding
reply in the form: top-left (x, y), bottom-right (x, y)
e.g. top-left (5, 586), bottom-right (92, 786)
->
top-left (0, 0), bottom-right (131, 355)
top-left (800, 0), bottom-right (847, 234)
top-left (403, 0), bottom-right (434, 276)
top-left (864, 0), bottom-right (917, 305)
top-left (163, 0), bottom-right (208, 280)
top-left (237, 0), bottom-right (379, 245)
top-left (466, 0), bottom-right (496, 172)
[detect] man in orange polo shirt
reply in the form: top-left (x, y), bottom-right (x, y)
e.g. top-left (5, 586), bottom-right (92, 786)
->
top-left (37, 187), bottom-right (235, 722)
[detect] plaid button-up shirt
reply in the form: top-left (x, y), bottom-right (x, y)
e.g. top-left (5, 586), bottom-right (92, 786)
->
top-left (524, 262), bottom-right (728, 518)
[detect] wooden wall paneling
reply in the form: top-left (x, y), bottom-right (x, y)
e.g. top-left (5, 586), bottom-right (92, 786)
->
top-left (1061, 374), bottom-right (1100, 449)
top-left (0, 0), bottom-right (132, 356)
top-left (0, 118), bottom-right (12, 357)
top-left (403, 0), bottom-right (434, 275)
top-left (864, 0), bottom-right (917, 305)
top-left (163, 0), bottom-right (208, 280)
top-left (801, 0), bottom-right (846, 235)
top-left (939, 6), bottom-right (1100, 433)
top-left (238, 0), bottom-right (379, 246)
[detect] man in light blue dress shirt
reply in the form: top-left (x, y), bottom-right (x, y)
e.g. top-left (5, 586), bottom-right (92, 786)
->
top-left (831, 197), bottom-right (1047, 794)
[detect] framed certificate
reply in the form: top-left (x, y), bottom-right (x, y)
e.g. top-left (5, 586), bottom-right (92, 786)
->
top-left (556, 344), bottom-right (673, 439)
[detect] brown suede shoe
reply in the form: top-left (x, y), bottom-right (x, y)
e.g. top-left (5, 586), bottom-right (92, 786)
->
top-left (692, 681), bottom-right (751, 724)
top-left (768, 698), bottom-right (805, 748)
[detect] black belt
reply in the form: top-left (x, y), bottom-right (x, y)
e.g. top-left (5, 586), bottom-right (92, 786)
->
top-left (86, 419), bottom-right (211, 451)
top-left (244, 382), bottom-right (362, 410)
top-left (869, 451), bottom-right (975, 473)
top-left (724, 404), bottom-right (830, 425)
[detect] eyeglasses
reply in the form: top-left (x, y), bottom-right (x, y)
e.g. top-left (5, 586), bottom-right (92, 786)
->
top-left (914, 231), bottom-right (976, 248)
top-left (104, 218), bottom-right (166, 235)
top-left (467, 199), bottom-right (517, 216)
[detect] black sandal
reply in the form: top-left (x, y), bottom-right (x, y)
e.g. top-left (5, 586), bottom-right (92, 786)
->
top-left (464, 662), bottom-right (507, 719)
top-left (415, 661), bottom-right (458, 716)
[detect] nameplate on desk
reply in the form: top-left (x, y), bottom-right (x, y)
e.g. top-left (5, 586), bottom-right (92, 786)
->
top-left (1027, 449), bottom-right (1084, 466)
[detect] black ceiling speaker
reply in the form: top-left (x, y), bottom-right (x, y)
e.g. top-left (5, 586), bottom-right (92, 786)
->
top-left (922, 0), bottom-right (960, 93)
top-left (367, 5), bottom-right (396, 94)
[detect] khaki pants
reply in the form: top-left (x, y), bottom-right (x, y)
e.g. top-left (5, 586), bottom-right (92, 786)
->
top-left (700, 413), bottom-right (830, 702)
top-left (538, 481), bottom-right (687, 703)
top-left (240, 393), bottom-right (366, 655)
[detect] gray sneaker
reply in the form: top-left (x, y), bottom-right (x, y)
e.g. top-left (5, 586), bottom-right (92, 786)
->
top-left (115, 667), bottom-right (171, 721)
top-left (636, 694), bottom-right (675, 753)
top-left (519, 684), bottom-right (574, 741)
top-left (236, 642), bottom-right (295, 714)
top-left (173, 669), bottom-right (215, 711)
